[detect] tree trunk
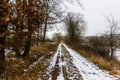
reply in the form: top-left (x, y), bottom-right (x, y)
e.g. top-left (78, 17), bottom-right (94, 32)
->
top-left (43, 2), bottom-right (48, 42)
top-left (0, 28), bottom-right (6, 75)
top-left (22, 33), bottom-right (32, 57)
top-left (22, 25), bottom-right (32, 57)
top-left (36, 28), bottom-right (40, 45)
top-left (0, 43), bottom-right (5, 75)
top-left (109, 31), bottom-right (114, 60)
top-left (43, 23), bottom-right (47, 42)
top-left (14, 48), bottom-right (21, 57)
top-left (0, 0), bottom-right (7, 75)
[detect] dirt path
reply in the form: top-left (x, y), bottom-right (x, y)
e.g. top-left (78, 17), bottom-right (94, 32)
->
top-left (51, 50), bottom-right (62, 80)
top-left (47, 44), bottom-right (64, 80)
top-left (46, 43), bottom-right (117, 80)
top-left (47, 44), bottom-right (82, 80)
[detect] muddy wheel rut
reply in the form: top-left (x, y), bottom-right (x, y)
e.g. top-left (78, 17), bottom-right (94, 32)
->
top-left (51, 51), bottom-right (61, 80)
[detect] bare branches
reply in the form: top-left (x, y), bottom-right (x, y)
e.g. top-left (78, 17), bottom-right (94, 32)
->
top-left (64, 12), bottom-right (86, 43)
top-left (104, 14), bottom-right (119, 34)
top-left (65, 0), bottom-right (84, 10)
top-left (104, 14), bottom-right (119, 59)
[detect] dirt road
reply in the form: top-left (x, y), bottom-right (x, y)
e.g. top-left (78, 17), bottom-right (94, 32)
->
top-left (46, 43), bottom-right (117, 80)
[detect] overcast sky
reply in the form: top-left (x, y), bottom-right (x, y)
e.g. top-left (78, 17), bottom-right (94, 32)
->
top-left (47, 0), bottom-right (120, 38)
top-left (63, 0), bottom-right (120, 36)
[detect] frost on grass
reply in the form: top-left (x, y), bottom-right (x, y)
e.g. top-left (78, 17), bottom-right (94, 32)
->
top-left (63, 43), bottom-right (117, 80)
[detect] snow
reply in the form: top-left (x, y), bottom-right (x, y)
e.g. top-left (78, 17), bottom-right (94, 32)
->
top-left (62, 45), bottom-right (82, 79)
top-left (57, 44), bottom-right (64, 80)
top-left (5, 49), bottom-right (13, 56)
top-left (47, 43), bottom-right (117, 80)
top-left (114, 48), bottom-right (120, 61)
top-left (23, 56), bottom-right (44, 76)
top-left (47, 50), bottom-right (58, 80)
top-left (47, 45), bottom-right (60, 72)
top-left (47, 44), bottom-right (64, 80)
top-left (63, 43), bottom-right (117, 80)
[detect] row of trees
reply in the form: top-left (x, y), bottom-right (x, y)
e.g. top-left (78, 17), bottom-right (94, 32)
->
top-left (0, 0), bottom-right (63, 75)
top-left (88, 15), bottom-right (120, 60)
top-left (63, 12), bottom-right (119, 60)
top-left (0, 0), bottom-right (83, 75)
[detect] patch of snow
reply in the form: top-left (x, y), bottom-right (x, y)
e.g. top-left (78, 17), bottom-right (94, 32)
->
top-left (63, 44), bottom-right (117, 80)
top-left (5, 49), bottom-right (13, 56)
top-left (57, 73), bottom-right (64, 80)
top-left (5, 49), bottom-right (24, 56)
top-left (57, 44), bottom-right (64, 80)
top-left (62, 46), bottom-right (81, 79)
top-left (114, 48), bottom-right (120, 61)
top-left (23, 56), bottom-right (44, 76)
top-left (47, 44), bottom-right (60, 80)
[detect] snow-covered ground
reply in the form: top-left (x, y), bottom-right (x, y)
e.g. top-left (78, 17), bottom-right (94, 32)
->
top-left (47, 44), bottom-right (64, 80)
top-left (57, 44), bottom-right (64, 80)
top-left (62, 45), bottom-right (82, 79)
top-left (114, 48), bottom-right (120, 61)
top-left (47, 43), bottom-right (117, 80)
top-left (23, 56), bottom-right (44, 76)
top-left (63, 43), bottom-right (117, 80)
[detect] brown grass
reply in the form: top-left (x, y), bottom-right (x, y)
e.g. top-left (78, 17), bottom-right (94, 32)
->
top-left (4, 42), bottom-right (58, 80)
top-left (70, 44), bottom-right (120, 79)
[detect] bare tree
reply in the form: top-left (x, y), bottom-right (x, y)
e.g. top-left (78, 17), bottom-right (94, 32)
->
top-left (89, 35), bottom-right (109, 59)
top-left (42, 0), bottom-right (83, 42)
top-left (105, 14), bottom-right (119, 59)
top-left (64, 12), bottom-right (86, 43)
top-left (42, 0), bottom-right (63, 42)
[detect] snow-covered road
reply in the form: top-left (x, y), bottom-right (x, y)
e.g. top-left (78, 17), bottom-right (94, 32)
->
top-left (47, 43), bottom-right (117, 80)
top-left (63, 44), bottom-right (117, 80)
top-left (47, 44), bottom-right (64, 80)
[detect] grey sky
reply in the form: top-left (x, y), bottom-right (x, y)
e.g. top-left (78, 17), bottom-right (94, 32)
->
top-left (47, 0), bottom-right (120, 38)
top-left (63, 0), bottom-right (120, 36)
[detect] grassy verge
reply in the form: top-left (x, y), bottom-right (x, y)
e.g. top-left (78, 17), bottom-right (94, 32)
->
top-left (4, 42), bottom-right (57, 79)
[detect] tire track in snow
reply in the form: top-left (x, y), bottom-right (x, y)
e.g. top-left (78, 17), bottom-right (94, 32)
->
top-left (63, 44), bottom-right (117, 80)
top-left (62, 45), bottom-right (82, 79)
top-left (47, 44), bottom-right (64, 80)
top-left (57, 44), bottom-right (64, 80)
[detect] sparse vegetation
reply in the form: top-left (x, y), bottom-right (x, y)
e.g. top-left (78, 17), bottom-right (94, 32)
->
top-left (64, 12), bottom-right (86, 44)
top-left (3, 42), bottom-right (57, 79)
top-left (69, 43), bottom-right (120, 77)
